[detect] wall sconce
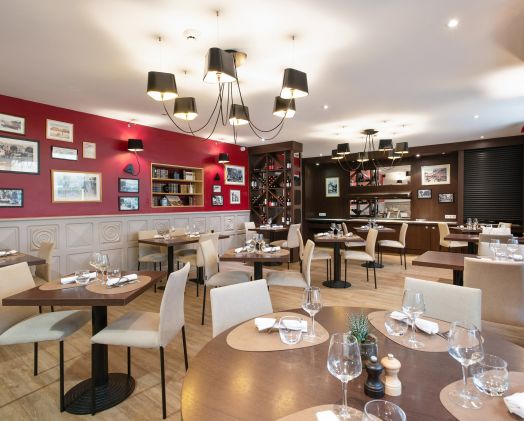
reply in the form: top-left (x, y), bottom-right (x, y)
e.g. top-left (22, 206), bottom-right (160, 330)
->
top-left (218, 153), bottom-right (230, 164)
top-left (124, 139), bottom-right (144, 176)
top-left (214, 173), bottom-right (220, 181)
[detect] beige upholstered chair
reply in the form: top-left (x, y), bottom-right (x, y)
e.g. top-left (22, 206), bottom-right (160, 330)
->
top-left (498, 222), bottom-right (512, 229)
top-left (404, 277), bottom-right (482, 329)
top-left (270, 223), bottom-right (301, 249)
top-left (244, 221), bottom-right (257, 242)
top-left (341, 228), bottom-right (379, 288)
top-left (91, 263), bottom-right (191, 419)
top-left (438, 222), bottom-right (467, 251)
top-left (138, 229), bottom-right (167, 271)
top-left (171, 227), bottom-right (196, 268)
top-left (378, 223), bottom-right (408, 269)
top-left (199, 239), bottom-right (251, 325)
top-left (297, 228), bottom-right (331, 280)
top-left (267, 240), bottom-right (315, 288)
top-left (342, 222), bottom-right (365, 248)
top-left (477, 242), bottom-right (524, 258)
top-left (210, 278), bottom-right (273, 338)
top-left (33, 241), bottom-right (55, 285)
top-left (478, 233), bottom-right (513, 243)
top-left (0, 263), bottom-right (90, 412)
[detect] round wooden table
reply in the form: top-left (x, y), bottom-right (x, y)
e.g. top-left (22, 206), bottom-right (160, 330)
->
top-left (220, 248), bottom-right (290, 280)
top-left (181, 306), bottom-right (524, 421)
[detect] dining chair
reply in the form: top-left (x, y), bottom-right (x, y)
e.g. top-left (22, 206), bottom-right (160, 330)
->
top-left (270, 223), bottom-right (301, 250)
top-left (32, 241), bottom-right (55, 312)
top-left (438, 222), bottom-right (467, 251)
top-left (199, 239), bottom-right (251, 325)
top-left (478, 233), bottom-right (513, 243)
top-left (341, 228), bottom-right (379, 288)
top-left (477, 241), bottom-right (524, 257)
top-left (378, 223), bottom-right (408, 269)
top-left (210, 278), bottom-right (273, 338)
top-left (244, 221), bottom-right (257, 242)
top-left (342, 222), bottom-right (365, 248)
top-left (137, 229), bottom-right (167, 271)
top-left (266, 239), bottom-right (315, 288)
top-left (297, 228), bottom-right (331, 280)
top-left (171, 227), bottom-right (197, 269)
top-left (91, 262), bottom-right (191, 419)
top-left (404, 277), bottom-right (482, 329)
top-left (0, 262), bottom-right (90, 412)
top-left (498, 222), bottom-right (512, 229)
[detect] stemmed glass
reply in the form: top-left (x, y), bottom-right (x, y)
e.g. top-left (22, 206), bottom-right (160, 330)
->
top-left (302, 287), bottom-right (322, 341)
top-left (327, 333), bottom-right (362, 419)
top-left (447, 321), bottom-right (484, 409)
top-left (402, 290), bottom-right (425, 349)
top-left (489, 239), bottom-right (500, 259)
top-left (98, 254), bottom-right (110, 284)
top-left (507, 239), bottom-right (519, 260)
top-left (330, 223), bottom-right (336, 235)
top-left (89, 252), bottom-right (101, 280)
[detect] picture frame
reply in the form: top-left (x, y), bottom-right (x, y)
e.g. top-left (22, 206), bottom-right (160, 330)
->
top-left (212, 195), bottom-right (224, 206)
top-left (119, 178), bottom-right (139, 193)
top-left (0, 113), bottom-right (25, 135)
top-left (51, 170), bottom-right (102, 203)
top-left (212, 184), bottom-right (221, 193)
top-left (0, 188), bottom-right (23, 207)
top-left (0, 135), bottom-right (39, 174)
top-left (119, 196), bottom-right (139, 211)
top-left (51, 146), bottom-right (78, 161)
top-left (417, 189), bottom-right (432, 199)
top-left (230, 189), bottom-right (241, 204)
top-left (438, 193), bottom-right (454, 203)
top-left (224, 164), bottom-right (245, 185)
top-left (421, 164), bottom-right (450, 185)
top-left (46, 119), bottom-right (74, 142)
top-left (83, 141), bottom-right (96, 159)
top-left (325, 176), bottom-right (340, 197)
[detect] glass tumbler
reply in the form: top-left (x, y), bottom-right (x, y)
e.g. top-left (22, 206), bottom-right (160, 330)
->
top-left (384, 312), bottom-right (409, 337)
top-left (278, 316), bottom-right (303, 345)
top-left (472, 354), bottom-right (509, 397)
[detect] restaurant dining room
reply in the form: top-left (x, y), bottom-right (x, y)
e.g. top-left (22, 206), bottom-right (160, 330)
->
top-left (1, 1), bottom-right (524, 420)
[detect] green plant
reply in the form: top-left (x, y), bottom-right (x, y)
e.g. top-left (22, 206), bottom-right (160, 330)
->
top-left (349, 312), bottom-right (369, 343)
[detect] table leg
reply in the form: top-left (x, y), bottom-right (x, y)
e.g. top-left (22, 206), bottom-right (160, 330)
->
top-left (158, 246), bottom-right (174, 291)
top-left (468, 241), bottom-right (476, 254)
top-left (254, 262), bottom-right (264, 280)
top-left (453, 270), bottom-right (463, 287)
top-left (323, 242), bottom-right (350, 288)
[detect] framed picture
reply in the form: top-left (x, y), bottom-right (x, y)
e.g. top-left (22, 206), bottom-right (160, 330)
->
top-left (119, 196), bottom-right (139, 211)
top-left (46, 119), bottom-right (74, 142)
top-left (421, 164), bottom-right (450, 185)
top-left (212, 195), bottom-right (224, 206)
top-left (438, 193), bottom-right (454, 203)
top-left (51, 146), bottom-right (78, 161)
top-left (325, 176), bottom-right (340, 197)
top-left (0, 188), bottom-right (23, 207)
top-left (230, 189), bottom-right (241, 204)
top-left (417, 189), bottom-right (432, 199)
top-left (119, 178), bottom-right (139, 193)
top-left (0, 113), bottom-right (25, 135)
top-left (0, 135), bottom-right (39, 174)
top-left (224, 164), bottom-right (245, 185)
top-left (51, 170), bottom-right (102, 203)
top-left (83, 141), bottom-right (96, 159)
top-left (212, 185), bottom-right (221, 193)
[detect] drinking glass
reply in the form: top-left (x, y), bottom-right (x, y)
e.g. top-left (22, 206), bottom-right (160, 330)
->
top-left (89, 252), bottom-right (101, 270)
top-left (185, 225), bottom-right (190, 235)
top-left (363, 400), bottom-right (406, 421)
top-left (74, 270), bottom-right (92, 286)
top-left (489, 239), bottom-right (501, 260)
top-left (330, 223), bottom-right (336, 235)
top-left (326, 333), bottom-right (362, 419)
top-left (107, 268), bottom-right (121, 283)
top-left (466, 218), bottom-right (472, 229)
top-left (302, 287), bottom-right (322, 340)
top-left (507, 239), bottom-right (519, 260)
top-left (448, 321), bottom-right (484, 409)
top-left (278, 316), bottom-right (303, 345)
top-left (384, 312), bottom-right (409, 337)
top-left (98, 254), bottom-right (110, 284)
top-left (471, 354), bottom-right (509, 397)
top-left (402, 290), bottom-right (425, 349)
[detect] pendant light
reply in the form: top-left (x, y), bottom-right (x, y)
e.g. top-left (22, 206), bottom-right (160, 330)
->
top-left (203, 47), bottom-right (236, 83)
top-left (229, 104), bottom-right (250, 125)
top-left (173, 97), bottom-right (198, 120)
top-left (336, 143), bottom-right (351, 155)
top-left (331, 149), bottom-right (343, 160)
top-left (280, 68), bottom-right (309, 99)
top-left (356, 152), bottom-right (369, 163)
top-left (378, 139), bottom-right (393, 151)
top-left (394, 142), bottom-right (409, 155)
top-left (147, 71), bottom-right (178, 101)
top-left (387, 150), bottom-right (398, 160)
top-left (272, 97), bottom-right (296, 118)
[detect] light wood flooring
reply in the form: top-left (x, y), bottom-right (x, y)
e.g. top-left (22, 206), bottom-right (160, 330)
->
top-left (0, 253), bottom-right (521, 420)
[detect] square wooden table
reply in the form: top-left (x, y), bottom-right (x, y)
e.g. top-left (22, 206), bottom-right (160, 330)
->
top-left (0, 252), bottom-right (45, 268)
top-left (220, 248), bottom-right (290, 280)
top-left (412, 251), bottom-right (477, 286)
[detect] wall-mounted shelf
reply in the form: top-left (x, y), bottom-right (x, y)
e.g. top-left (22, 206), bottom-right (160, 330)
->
top-left (151, 163), bottom-right (204, 208)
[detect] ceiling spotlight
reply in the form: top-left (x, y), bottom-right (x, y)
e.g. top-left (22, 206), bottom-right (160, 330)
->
top-left (480, 136), bottom-right (485, 139)
top-left (261, 138), bottom-right (266, 142)
top-left (473, 114), bottom-right (480, 119)
top-left (447, 18), bottom-right (459, 28)
top-left (319, 153), bottom-right (323, 157)
top-left (315, 162), bottom-right (320, 166)
top-left (323, 105), bottom-right (329, 110)
top-left (416, 154), bottom-right (421, 158)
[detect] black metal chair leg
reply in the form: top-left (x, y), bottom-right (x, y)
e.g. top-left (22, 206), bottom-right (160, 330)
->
top-left (326, 260), bottom-right (328, 280)
top-left (404, 249), bottom-right (407, 270)
top-left (373, 264), bottom-right (377, 289)
top-left (51, 306), bottom-right (54, 312)
top-left (39, 306), bottom-right (42, 314)
top-left (159, 262), bottom-right (162, 271)
top-left (400, 249), bottom-right (403, 266)
top-left (182, 325), bottom-right (189, 371)
top-left (33, 342), bottom-right (38, 376)
top-left (366, 265), bottom-right (369, 282)
top-left (344, 259), bottom-right (347, 282)
top-left (138, 262), bottom-right (141, 270)
top-left (59, 341), bottom-right (64, 412)
top-left (160, 346), bottom-right (166, 419)
top-left (196, 277), bottom-right (199, 297)
top-left (201, 285), bottom-right (207, 325)
top-left (127, 347), bottom-right (131, 376)
top-left (91, 344), bottom-right (96, 415)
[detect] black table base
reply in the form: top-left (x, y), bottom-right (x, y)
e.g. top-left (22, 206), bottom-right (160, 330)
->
top-left (361, 262), bottom-right (384, 269)
top-left (453, 270), bottom-right (463, 286)
top-left (254, 262), bottom-right (264, 280)
top-left (322, 279), bottom-right (351, 288)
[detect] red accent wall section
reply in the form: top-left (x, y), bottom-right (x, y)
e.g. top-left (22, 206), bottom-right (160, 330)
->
top-left (0, 95), bottom-right (249, 218)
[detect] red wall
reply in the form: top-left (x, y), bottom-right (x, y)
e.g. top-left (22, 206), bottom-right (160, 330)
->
top-left (0, 95), bottom-right (249, 218)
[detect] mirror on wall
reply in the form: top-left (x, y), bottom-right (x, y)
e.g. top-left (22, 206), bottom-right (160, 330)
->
top-left (349, 165), bottom-right (411, 186)
top-left (349, 198), bottom-right (411, 219)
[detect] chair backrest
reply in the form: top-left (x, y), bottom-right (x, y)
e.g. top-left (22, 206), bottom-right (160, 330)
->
top-left (210, 279), bottom-right (273, 338)
top-left (301, 240), bottom-right (315, 286)
top-left (196, 233), bottom-right (220, 268)
top-left (498, 222), bottom-right (512, 229)
top-left (404, 277), bottom-right (482, 329)
top-left (286, 223), bottom-right (301, 248)
top-left (342, 222), bottom-right (349, 235)
top-left (138, 229), bottom-right (161, 258)
top-left (297, 227), bottom-right (305, 260)
top-left (438, 223), bottom-right (450, 245)
top-left (0, 263), bottom-right (38, 335)
top-left (35, 241), bottom-right (55, 281)
top-left (398, 223), bottom-right (408, 246)
top-left (478, 233), bottom-right (513, 243)
top-left (244, 222), bottom-right (256, 241)
top-left (463, 258), bottom-right (524, 327)
top-left (199, 238), bottom-right (220, 279)
top-left (477, 242), bottom-right (524, 258)
top-left (158, 262), bottom-right (191, 347)
top-left (365, 228), bottom-right (378, 259)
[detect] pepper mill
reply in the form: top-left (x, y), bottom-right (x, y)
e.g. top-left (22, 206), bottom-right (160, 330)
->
top-left (364, 356), bottom-right (385, 398)
top-left (381, 353), bottom-right (402, 397)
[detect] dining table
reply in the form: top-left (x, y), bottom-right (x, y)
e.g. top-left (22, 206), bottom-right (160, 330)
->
top-left (444, 233), bottom-right (479, 254)
top-left (355, 226), bottom-right (396, 269)
top-left (412, 251), bottom-right (477, 286)
top-left (180, 306), bottom-right (524, 420)
top-left (220, 248), bottom-right (290, 280)
top-left (0, 252), bottom-right (45, 268)
top-left (2, 270), bottom-right (164, 415)
top-left (450, 226), bottom-right (483, 234)
top-left (249, 225), bottom-right (289, 243)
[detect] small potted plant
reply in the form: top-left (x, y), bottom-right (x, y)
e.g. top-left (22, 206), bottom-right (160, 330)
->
top-left (349, 312), bottom-right (378, 360)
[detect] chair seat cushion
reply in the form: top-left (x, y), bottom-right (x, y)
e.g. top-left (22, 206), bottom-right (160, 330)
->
top-left (266, 271), bottom-right (308, 288)
top-left (312, 250), bottom-right (331, 260)
top-left (32, 276), bottom-right (47, 286)
top-left (270, 240), bottom-right (288, 248)
top-left (341, 250), bottom-right (374, 262)
top-left (207, 271), bottom-right (251, 287)
top-left (450, 241), bottom-right (468, 248)
top-left (139, 253), bottom-right (167, 263)
top-left (178, 254), bottom-right (197, 267)
top-left (378, 240), bottom-right (404, 249)
top-left (173, 249), bottom-right (196, 257)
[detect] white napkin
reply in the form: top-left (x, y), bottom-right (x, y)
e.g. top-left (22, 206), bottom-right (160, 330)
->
top-left (315, 410), bottom-right (339, 421)
top-left (504, 392), bottom-right (524, 418)
top-left (390, 311), bottom-right (408, 321)
top-left (360, 225), bottom-right (369, 230)
top-left (0, 250), bottom-right (17, 257)
top-left (389, 311), bottom-right (439, 334)
top-left (316, 232), bottom-right (328, 237)
top-left (189, 233), bottom-right (200, 238)
top-left (106, 273), bottom-right (138, 286)
top-left (262, 246), bottom-right (280, 253)
top-left (254, 317), bottom-right (307, 332)
top-left (378, 225), bottom-right (384, 229)
top-left (61, 272), bottom-right (96, 284)
top-left (153, 234), bottom-right (163, 238)
top-left (234, 247), bottom-right (247, 253)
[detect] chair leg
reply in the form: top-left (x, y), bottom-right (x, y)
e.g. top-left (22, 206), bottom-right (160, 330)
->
top-left (91, 344), bottom-right (96, 415)
top-left (201, 285), bottom-right (207, 325)
top-left (182, 325), bottom-right (189, 371)
top-left (51, 306), bottom-right (54, 312)
top-left (160, 346), bottom-right (166, 419)
top-left (287, 262), bottom-right (290, 269)
top-left (399, 249), bottom-right (403, 266)
top-left (127, 347), bottom-right (131, 376)
top-left (344, 259), bottom-right (347, 282)
top-left (326, 260), bottom-right (328, 281)
top-left (154, 282), bottom-right (157, 293)
top-left (33, 342), bottom-right (38, 376)
top-left (59, 341), bottom-right (64, 412)
top-left (39, 306), bottom-right (42, 314)
top-left (196, 277), bottom-right (199, 297)
top-left (138, 262), bottom-right (141, 271)
top-left (404, 249), bottom-right (407, 270)
top-left (154, 263), bottom-right (157, 271)
top-left (159, 262), bottom-right (162, 271)
top-left (366, 266), bottom-right (369, 282)
top-left (373, 264), bottom-right (377, 289)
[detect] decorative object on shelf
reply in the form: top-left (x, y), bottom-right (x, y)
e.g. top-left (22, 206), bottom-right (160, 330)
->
top-left (0, 188), bottom-right (23, 207)
top-left (325, 177), bottom-right (340, 197)
top-left (51, 146), bottom-right (78, 161)
top-left (119, 178), bottom-right (139, 193)
top-left (381, 354), bottom-right (402, 397)
top-left (230, 189), bottom-right (241, 205)
top-left (218, 153), bottom-right (230, 164)
top-left (417, 189), bottom-right (432, 199)
top-left (421, 164), bottom-right (450, 185)
top-left (364, 356), bottom-right (385, 399)
top-left (46, 119), bottom-right (73, 142)
top-left (124, 138), bottom-right (144, 176)
top-left (212, 195), bottom-right (224, 206)
top-left (119, 196), bottom-right (139, 211)
top-left (225, 164), bottom-right (245, 185)
top-left (0, 112), bottom-right (25, 135)
top-left (349, 311), bottom-right (378, 361)
top-left (51, 170), bottom-right (102, 203)
top-left (0, 135), bottom-right (39, 174)
top-left (438, 193), bottom-right (454, 203)
top-left (82, 141), bottom-right (96, 159)
top-left (212, 185), bottom-right (221, 193)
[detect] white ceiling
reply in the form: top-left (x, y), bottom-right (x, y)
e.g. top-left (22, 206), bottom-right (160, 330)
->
top-left (1, 0), bottom-right (523, 157)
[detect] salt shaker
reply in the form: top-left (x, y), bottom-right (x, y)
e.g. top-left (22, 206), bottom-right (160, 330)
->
top-left (381, 353), bottom-right (402, 397)
top-left (364, 356), bottom-right (385, 398)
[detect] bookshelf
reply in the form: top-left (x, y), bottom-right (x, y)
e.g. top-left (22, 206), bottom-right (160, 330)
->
top-left (151, 163), bottom-right (204, 207)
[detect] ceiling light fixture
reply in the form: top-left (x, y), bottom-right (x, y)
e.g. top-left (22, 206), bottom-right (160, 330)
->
top-left (473, 114), bottom-right (480, 119)
top-left (218, 153), bottom-right (230, 164)
top-left (323, 105), bottom-right (329, 110)
top-left (447, 18), bottom-right (459, 28)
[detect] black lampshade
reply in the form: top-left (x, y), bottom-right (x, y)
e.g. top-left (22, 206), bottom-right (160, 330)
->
top-left (204, 48), bottom-right (236, 83)
top-left (127, 139), bottom-right (144, 152)
top-left (174, 97), bottom-right (198, 120)
top-left (336, 143), bottom-right (350, 155)
top-left (147, 71), bottom-right (178, 101)
top-left (387, 150), bottom-right (398, 160)
top-left (331, 149), bottom-right (343, 160)
top-left (280, 68), bottom-right (309, 99)
top-left (394, 142), bottom-right (409, 154)
top-left (272, 97), bottom-right (296, 118)
top-left (218, 153), bottom-right (230, 164)
top-left (356, 152), bottom-right (369, 163)
top-left (229, 104), bottom-right (250, 125)
top-left (378, 139), bottom-right (393, 151)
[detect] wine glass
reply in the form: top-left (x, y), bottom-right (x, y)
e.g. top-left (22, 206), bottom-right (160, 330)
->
top-left (507, 239), bottom-right (519, 260)
top-left (302, 287), bottom-right (322, 341)
top-left (98, 254), bottom-right (110, 284)
top-left (447, 321), bottom-right (484, 409)
top-left (489, 239), bottom-right (500, 259)
top-left (326, 333), bottom-right (362, 419)
top-left (402, 290), bottom-right (425, 349)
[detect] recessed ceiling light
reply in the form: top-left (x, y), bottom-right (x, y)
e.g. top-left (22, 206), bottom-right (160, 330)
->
top-left (416, 154), bottom-right (421, 158)
top-left (473, 114), bottom-right (480, 119)
top-left (261, 138), bottom-right (266, 142)
top-left (323, 105), bottom-right (329, 110)
top-left (315, 162), bottom-right (320, 166)
top-left (447, 18), bottom-right (459, 29)
top-left (442, 152), bottom-right (446, 155)
top-left (480, 136), bottom-right (485, 139)
top-left (319, 153), bottom-right (323, 157)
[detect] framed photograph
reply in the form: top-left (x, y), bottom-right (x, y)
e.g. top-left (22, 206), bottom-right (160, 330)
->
top-left (119, 178), bottom-right (139, 193)
top-left (325, 176), bottom-right (340, 197)
top-left (0, 113), bottom-right (25, 135)
top-left (51, 146), bottom-right (78, 161)
top-left (212, 185), bottom-right (221, 193)
top-left (421, 164), bottom-right (450, 185)
top-left (230, 189), bottom-right (241, 204)
top-left (46, 119), bottom-right (74, 142)
top-left (438, 193), bottom-right (454, 203)
top-left (0, 135), bottom-right (39, 174)
top-left (119, 196), bottom-right (139, 211)
top-left (212, 195), bottom-right (224, 206)
top-left (51, 170), bottom-right (102, 203)
top-left (417, 189), bottom-right (432, 199)
top-left (83, 141), bottom-right (96, 159)
top-left (0, 188), bottom-right (23, 207)
top-left (224, 164), bottom-right (245, 185)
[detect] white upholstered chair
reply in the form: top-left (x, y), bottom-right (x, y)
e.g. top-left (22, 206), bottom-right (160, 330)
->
top-left (341, 228), bottom-right (379, 288)
top-left (498, 222), bottom-right (512, 229)
top-left (33, 241), bottom-right (55, 285)
top-left (297, 228), bottom-right (331, 280)
top-left (91, 263), bottom-right (191, 419)
top-left (267, 239), bottom-right (315, 288)
top-left (137, 229), bottom-right (167, 271)
top-left (378, 223), bottom-right (408, 269)
top-left (270, 223), bottom-right (301, 249)
top-left (0, 263), bottom-right (90, 412)
top-left (477, 241), bottom-right (524, 258)
top-left (404, 277), bottom-right (482, 329)
top-left (210, 279), bottom-right (273, 338)
top-left (478, 233), bottom-right (513, 243)
top-left (438, 222), bottom-right (467, 251)
top-left (342, 222), bottom-right (365, 248)
top-left (244, 221), bottom-right (257, 242)
top-left (171, 227), bottom-right (196, 268)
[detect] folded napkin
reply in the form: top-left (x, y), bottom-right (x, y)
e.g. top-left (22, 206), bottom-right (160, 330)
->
top-left (106, 273), bottom-right (138, 287)
top-left (234, 246), bottom-right (247, 253)
top-left (260, 224), bottom-right (270, 228)
top-left (189, 233), bottom-right (200, 238)
top-left (61, 272), bottom-right (96, 284)
top-left (153, 234), bottom-right (163, 238)
top-left (316, 232), bottom-right (328, 237)
top-left (504, 392), bottom-right (524, 418)
top-left (316, 410), bottom-right (339, 421)
top-left (254, 317), bottom-right (307, 332)
top-left (389, 311), bottom-right (439, 334)
top-left (0, 250), bottom-right (17, 257)
top-left (360, 225), bottom-right (369, 230)
top-left (262, 246), bottom-right (280, 253)
top-left (378, 225), bottom-right (384, 229)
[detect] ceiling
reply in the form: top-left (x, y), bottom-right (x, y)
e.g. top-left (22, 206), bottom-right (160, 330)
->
top-left (1, 0), bottom-right (523, 157)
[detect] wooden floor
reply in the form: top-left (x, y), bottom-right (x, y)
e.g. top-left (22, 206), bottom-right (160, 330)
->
top-left (0, 253), bottom-right (521, 420)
